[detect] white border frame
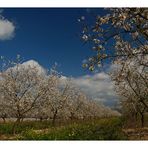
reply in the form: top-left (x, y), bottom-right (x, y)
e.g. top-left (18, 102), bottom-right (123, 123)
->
top-left (1, 141), bottom-right (148, 148)
top-left (0, 0), bottom-right (148, 147)
top-left (0, 0), bottom-right (147, 7)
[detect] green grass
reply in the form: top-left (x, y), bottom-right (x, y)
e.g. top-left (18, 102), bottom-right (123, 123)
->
top-left (18, 117), bottom-right (127, 140)
top-left (0, 120), bottom-right (52, 135)
top-left (0, 117), bottom-right (128, 140)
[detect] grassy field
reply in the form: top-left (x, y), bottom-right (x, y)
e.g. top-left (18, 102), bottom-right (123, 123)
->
top-left (1, 117), bottom-right (148, 140)
top-left (0, 117), bottom-right (128, 140)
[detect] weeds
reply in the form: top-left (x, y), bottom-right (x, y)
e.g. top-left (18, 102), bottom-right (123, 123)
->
top-left (18, 117), bottom-right (127, 140)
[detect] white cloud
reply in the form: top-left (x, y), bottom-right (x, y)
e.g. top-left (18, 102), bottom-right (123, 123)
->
top-left (69, 72), bottom-right (119, 107)
top-left (21, 60), bottom-right (47, 75)
top-left (0, 17), bottom-right (15, 40)
top-left (6, 60), bottom-right (47, 77)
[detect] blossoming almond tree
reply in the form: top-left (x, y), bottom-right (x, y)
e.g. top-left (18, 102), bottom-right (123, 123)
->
top-left (79, 8), bottom-right (148, 111)
top-left (80, 8), bottom-right (147, 70)
top-left (111, 59), bottom-right (148, 127)
top-left (0, 56), bottom-right (50, 124)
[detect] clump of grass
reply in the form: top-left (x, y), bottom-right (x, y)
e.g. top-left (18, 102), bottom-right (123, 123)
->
top-left (20, 117), bottom-right (127, 140)
top-left (0, 120), bottom-right (51, 135)
top-left (0, 122), bottom-right (13, 135)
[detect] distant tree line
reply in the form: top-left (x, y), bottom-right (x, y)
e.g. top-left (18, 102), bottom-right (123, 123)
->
top-left (0, 56), bottom-right (119, 130)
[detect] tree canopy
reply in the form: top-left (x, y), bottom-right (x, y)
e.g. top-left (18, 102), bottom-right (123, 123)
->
top-left (80, 8), bottom-right (148, 70)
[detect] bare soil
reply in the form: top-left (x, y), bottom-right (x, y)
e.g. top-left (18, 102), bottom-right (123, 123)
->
top-left (123, 127), bottom-right (148, 140)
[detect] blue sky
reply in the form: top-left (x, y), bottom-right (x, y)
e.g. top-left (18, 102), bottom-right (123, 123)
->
top-left (0, 8), bottom-right (106, 77)
top-left (0, 8), bottom-right (118, 107)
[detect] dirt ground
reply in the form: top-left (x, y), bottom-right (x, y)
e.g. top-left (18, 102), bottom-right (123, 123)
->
top-left (123, 127), bottom-right (148, 140)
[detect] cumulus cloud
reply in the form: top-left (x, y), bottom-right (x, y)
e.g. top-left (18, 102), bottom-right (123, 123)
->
top-left (69, 72), bottom-right (119, 107)
top-left (21, 60), bottom-right (47, 75)
top-left (59, 71), bottom-right (119, 107)
top-left (5, 59), bottom-right (47, 77)
top-left (0, 16), bottom-right (15, 40)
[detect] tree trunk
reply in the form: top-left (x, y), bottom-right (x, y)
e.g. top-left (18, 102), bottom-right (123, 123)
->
top-left (40, 117), bottom-right (43, 122)
top-left (52, 110), bottom-right (58, 126)
top-left (70, 112), bottom-right (75, 121)
top-left (21, 118), bottom-right (24, 122)
top-left (12, 117), bottom-right (21, 134)
top-left (140, 113), bottom-right (144, 128)
top-left (2, 117), bottom-right (6, 123)
top-left (134, 112), bottom-right (138, 128)
top-left (16, 117), bottom-right (21, 123)
top-left (135, 112), bottom-right (138, 121)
